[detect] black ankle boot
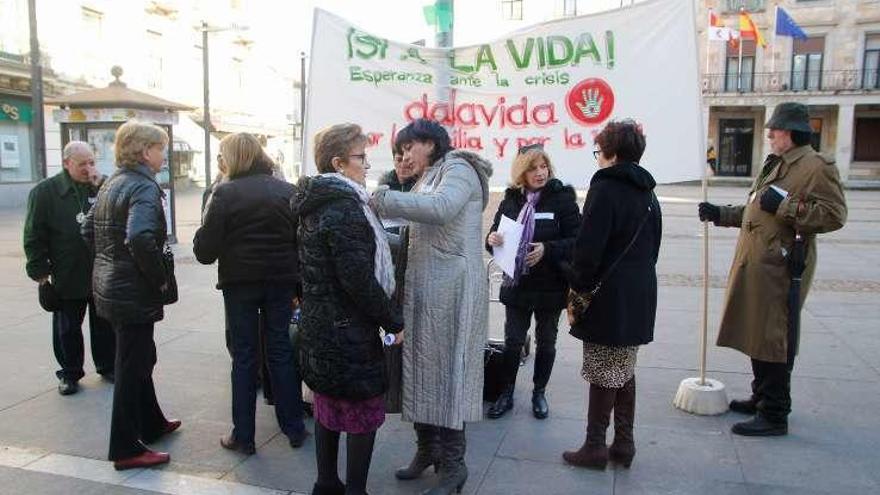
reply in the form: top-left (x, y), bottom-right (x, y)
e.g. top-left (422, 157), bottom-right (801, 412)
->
top-left (731, 415), bottom-right (787, 436)
top-left (532, 389), bottom-right (549, 419)
top-left (487, 385), bottom-right (514, 419)
top-left (311, 480), bottom-right (345, 495)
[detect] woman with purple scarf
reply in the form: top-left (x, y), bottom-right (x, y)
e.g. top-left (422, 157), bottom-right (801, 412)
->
top-left (485, 144), bottom-right (581, 419)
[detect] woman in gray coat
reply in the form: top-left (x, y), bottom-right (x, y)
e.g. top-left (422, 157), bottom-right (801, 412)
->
top-left (372, 119), bottom-right (492, 495)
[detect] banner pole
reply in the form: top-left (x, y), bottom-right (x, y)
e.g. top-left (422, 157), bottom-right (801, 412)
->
top-left (672, 0), bottom-right (728, 415)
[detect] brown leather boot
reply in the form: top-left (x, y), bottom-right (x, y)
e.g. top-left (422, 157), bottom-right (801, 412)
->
top-left (563, 384), bottom-right (616, 469)
top-left (609, 377), bottom-right (636, 468)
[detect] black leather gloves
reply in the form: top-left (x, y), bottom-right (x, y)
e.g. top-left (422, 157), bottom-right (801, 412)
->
top-left (698, 202), bottom-right (721, 223)
top-left (759, 187), bottom-right (784, 215)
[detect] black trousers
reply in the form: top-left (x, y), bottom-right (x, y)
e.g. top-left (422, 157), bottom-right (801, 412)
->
top-left (502, 305), bottom-right (561, 391)
top-left (52, 298), bottom-right (115, 381)
top-left (225, 306), bottom-right (274, 403)
top-left (751, 358), bottom-right (794, 423)
top-left (108, 322), bottom-right (168, 461)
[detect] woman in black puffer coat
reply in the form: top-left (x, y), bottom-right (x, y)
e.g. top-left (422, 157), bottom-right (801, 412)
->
top-left (485, 145), bottom-right (581, 420)
top-left (292, 124), bottom-right (403, 495)
top-left (193, 133), bottom-right (306, 455)
top-left (82, 120), bottom-right (180, 471)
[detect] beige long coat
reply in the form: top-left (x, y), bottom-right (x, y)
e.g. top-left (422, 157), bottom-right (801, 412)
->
top-left (716, 145), bottom-right (847, 363)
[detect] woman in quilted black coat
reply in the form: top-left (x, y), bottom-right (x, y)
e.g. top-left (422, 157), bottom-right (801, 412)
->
top-left (485, 145), bottom-right (581, 420)
top-left (291, 124), bottom-right (403, 495)
top-left (82, 120), bottom-right (180, 471)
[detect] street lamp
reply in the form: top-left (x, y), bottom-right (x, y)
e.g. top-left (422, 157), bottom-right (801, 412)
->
top-left (196, 21), bottom-right (249, 188)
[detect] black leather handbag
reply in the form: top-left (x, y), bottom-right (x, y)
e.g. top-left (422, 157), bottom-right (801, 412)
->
top-left (483, 339), bottom-right (506, 402)
top-left (161, 245), bottom-right (178, 305)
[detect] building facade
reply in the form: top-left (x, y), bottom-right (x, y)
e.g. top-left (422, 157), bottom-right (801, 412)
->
top-left (0, 0), bottom-right (300, 207)
top-left (700, 0), bottom-right (880, 182)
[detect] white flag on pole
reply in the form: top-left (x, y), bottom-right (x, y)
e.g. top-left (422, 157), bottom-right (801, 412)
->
top-left (708, 26), bottom-right (732, 42)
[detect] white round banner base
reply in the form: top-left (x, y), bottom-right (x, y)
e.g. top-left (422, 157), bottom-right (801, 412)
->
top-left (673, 377), bottom-right (729, 415)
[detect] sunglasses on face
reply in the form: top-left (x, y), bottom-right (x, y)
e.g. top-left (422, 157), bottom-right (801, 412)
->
top-left (517, 143), bottom-right (544, 155)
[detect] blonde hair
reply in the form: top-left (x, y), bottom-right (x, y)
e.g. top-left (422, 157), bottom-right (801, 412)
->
top-left (114, 120), bottom-right (168, 168)
top-left (313, 123), bottom-right (368, 174)
top-left (219, 133), bottom-right (271, 179)
top-left (510, 148), bottom-right (554, 188)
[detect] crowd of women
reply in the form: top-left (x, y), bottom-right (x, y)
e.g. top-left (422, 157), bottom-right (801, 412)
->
top-left (81, 117), bottom-right (661, 494)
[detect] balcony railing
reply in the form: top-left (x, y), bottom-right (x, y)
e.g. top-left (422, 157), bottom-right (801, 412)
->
top-left (703, 70), bottom-right (880, 94)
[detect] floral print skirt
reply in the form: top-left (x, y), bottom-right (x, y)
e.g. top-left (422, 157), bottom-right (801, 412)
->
top-left (581, 342), bottom-right (639, 388)
top-left (313, 392), bottom-right (386, 434)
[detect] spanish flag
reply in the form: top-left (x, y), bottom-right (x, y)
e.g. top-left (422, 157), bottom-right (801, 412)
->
top-left (739, 10), bottom-right (767, 47)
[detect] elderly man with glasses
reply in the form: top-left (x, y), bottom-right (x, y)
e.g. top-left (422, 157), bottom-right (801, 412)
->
top-left (23, 141), bottom-right (115, 395)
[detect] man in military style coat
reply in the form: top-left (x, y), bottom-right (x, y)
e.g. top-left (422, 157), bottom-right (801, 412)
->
top-left (23, 141), bottom-right (115, 395)
top-left (699, 102), bottom-right (847, 436)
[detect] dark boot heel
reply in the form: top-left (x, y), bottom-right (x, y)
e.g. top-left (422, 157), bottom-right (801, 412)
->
top-left (609, 445), bottom-right (634, 468)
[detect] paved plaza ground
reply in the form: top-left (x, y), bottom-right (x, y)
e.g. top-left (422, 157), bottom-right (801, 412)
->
top-left (0, 183), bottom-right (878, 494)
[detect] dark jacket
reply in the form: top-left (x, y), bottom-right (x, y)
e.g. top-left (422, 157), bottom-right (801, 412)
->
top-left (378, 169), bottom-right (417, 192)
top-left (23, 170), bottom-right (99, 299)
top-left (193, 169), bottom-right (299, 290)
top-left (82, 164), bottom-right (169, 324)
top-left (485, 178), bottom-right (581, 309)
top-left (291, 175), bottom-right (403, 400)
top-left (567, 162), bottom-right (662, 346)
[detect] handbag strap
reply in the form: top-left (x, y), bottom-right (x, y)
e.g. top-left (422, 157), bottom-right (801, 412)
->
top-left (587, 195), bottom-right (654, 295)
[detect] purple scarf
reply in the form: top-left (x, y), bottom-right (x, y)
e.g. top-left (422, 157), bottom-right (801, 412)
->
top-left (505, 189), bottom-right (541, 287)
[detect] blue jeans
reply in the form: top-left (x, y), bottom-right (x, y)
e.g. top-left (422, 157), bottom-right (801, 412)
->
top-left (223, 283), bottom-right (304, 444)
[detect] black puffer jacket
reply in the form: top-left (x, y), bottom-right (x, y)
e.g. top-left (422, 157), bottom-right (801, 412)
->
top-left (193, 168), bottom-right (299, 290)
top-left (378, 169), bottom-right (417, 192)
top-left (567, 162), bottom-right (662, 346)
top-left (291, 175), bottom-right (403, 400)
top-left (82, 164), bottom-right (168, 324)
top-left (486, 178), bottom-right (581, 309)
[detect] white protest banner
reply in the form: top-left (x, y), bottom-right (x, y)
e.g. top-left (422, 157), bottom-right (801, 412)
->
top-left (304, 0), bottom-right (703, 187)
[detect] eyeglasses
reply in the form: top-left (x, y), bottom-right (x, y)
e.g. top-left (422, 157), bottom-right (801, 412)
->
top-left (517, 143), bottom-right (544, 155)
top-left (349, 153), bottom-right (368, 163)
top-left (592, 150), bottom-right (602, 160)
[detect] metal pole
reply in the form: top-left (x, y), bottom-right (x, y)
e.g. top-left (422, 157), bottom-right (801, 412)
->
top-left (202, 21), bottom-right (211, 188)
top-left (299, 51), bottom-right (306, 179)
top-left (27, 0), bottom-right (46, 179)
top-left (434, 0), bottom-right (453, 115)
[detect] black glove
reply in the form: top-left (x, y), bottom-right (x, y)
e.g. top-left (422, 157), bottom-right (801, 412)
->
top-left (698, 202), bottom-right (720, 223)
top-left (759, 187), bottom-right (784, 215)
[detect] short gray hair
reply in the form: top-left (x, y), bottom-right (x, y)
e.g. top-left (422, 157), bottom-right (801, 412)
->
top-left (63, 141), bottom-right (93, 160)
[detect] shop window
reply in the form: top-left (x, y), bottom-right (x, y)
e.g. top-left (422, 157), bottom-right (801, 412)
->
top-left (854, 118), bottom-right (880, 161)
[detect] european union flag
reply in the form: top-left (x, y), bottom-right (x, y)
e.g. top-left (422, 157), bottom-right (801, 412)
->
top-left (776, 7), bottom-right (808, 40)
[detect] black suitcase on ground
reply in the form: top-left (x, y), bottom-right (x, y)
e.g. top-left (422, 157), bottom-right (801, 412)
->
top-left (483, 339), bottom-right (506, 402)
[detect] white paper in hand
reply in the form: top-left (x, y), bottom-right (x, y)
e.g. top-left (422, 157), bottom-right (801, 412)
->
top-left (492, 215), bottom-right (523, 278)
